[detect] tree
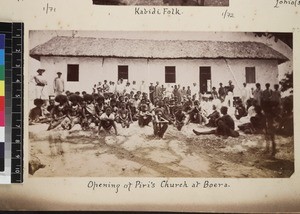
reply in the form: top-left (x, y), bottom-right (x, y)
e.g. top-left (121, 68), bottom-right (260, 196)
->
top-left (280, 72), bottom-right (293, 93)
top-left (253, 33), bottom-right (293, 48)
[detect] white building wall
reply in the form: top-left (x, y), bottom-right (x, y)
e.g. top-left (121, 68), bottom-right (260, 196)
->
top-left (39, 56), bottom-right (279, 97)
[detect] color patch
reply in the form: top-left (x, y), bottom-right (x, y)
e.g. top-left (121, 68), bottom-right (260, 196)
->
top-left (0, 111), bottom-right (4, 126)
top-left (0, 34), bottom-right (4, 49)
top-left (0, 81), bottom-right (4, 96)
top-left (0, 96), bottom-right (3, 111)
top-left (0, 50), bottom-right (3, 65)
top-left (0, 127), bottom-right (4, 141)
top-left (0, 65), bottom-right (4, 80)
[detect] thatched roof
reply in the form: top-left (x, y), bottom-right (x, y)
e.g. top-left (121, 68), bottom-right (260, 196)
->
top-left (30, 36), bottom-right (289, 64)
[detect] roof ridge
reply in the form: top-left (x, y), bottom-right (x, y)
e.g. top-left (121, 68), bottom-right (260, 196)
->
top-left (29, 36), bottom-right (289, 64)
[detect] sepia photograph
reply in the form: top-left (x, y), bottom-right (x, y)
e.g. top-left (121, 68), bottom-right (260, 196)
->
top-left (28, 31), bottom-right (293, 178)
top-left (92, 0), bottom-right (229, 6)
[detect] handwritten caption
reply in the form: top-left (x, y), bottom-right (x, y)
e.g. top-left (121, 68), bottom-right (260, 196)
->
top-left (17, 1), bottom-right (57, 14)
top-left (134, 7), bottom-right (183, 15)
top-left (43, 3), bottom-right (56, 14)
top-left (274, 0), bottom-right (300, 8)
top-left (221, 9), bottom-right (234, 19)
top-left (87, 180), bottom-right (231, 194)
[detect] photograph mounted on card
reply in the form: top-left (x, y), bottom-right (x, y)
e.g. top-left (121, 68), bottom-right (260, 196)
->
top-left (28, 31), bottom-right (293, 178)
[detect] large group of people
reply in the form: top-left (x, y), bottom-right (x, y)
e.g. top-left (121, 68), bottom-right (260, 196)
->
top-left (30, 69), bottom-right (293, 156)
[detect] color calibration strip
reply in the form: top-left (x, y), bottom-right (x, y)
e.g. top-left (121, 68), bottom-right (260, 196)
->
top-left (0, 34), bottom-right (4, 172)
top-left (0, 22), bottom-right (23, 184)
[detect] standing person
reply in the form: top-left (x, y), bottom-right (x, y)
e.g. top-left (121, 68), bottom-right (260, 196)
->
top-left (108, 81), bottom-right (115, 96)
top-left (165, 83), bottom-right (173, 98)
top-left (149, 83), bottom-right (155, 104)
top-left (92, 84), bottom-right (97, 94)
top-left (211, 87), bottom-right (218, 100)
top-left (154, 81), bottom-right (161, 100)
top-left (140, 80), bottom-right (147, 95)
top-left (115, 79), bottom-right (122, 95)
top-left (34, 69), bottom-right (48, 100)
top-left (124, 81), bottom-right (131, 94)
top-left (161, 84), bottom-right (166, 98)
top-left (187, 86), bottom-right (191, 97)
top-left (180, 86), bottom-right (187, 99)
top-left (271, 84), bottom-right (281, 107)
top-left (253, 83), bottom-right (263, 106)
top-left (102, 80), bottom-right (110, 95)
top-left (53, 72), bottom-right (64, 96)
top-left (218, 83), bottom-right (226, 102)
top-left (261, 83), bottom-right (273, 114)
top-left (131, 81), bottom-right (138, 94)
top-left (173, 85), bottom-right (181, 103)
top-left (241, 83), bottom-right (251, 107)
top-left (191, 83), bottom-right (198, 101)
top-left (225, 80), bottom-right (234, 107)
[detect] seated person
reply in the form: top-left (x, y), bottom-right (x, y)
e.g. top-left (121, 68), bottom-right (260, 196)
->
top-left (153, 108), bottom-right (169, 138)
top-left (29, 98), bottom-right (45, 124)
top-left (206, 105), bottom-right (220, 127)
top-left (116, 103), bottom-right (130, 128)
top-left (187, 101), bottom-right (207, 125)
top-left (182, 96), bottom-right (193, 113)
top-left (98, 107), bottom-right (117, 135)
top-left (238, 105), bottom-right (266, 134)
top-left (193, 106), bottom-right (239, 138)
top-left (61, 94), bottom-right (83, 130)
top-left (46, 97), bottom-right (56, 114)
top-left (138, 101), bottom-right (152, 127)
top-left (81, 94), bottom-right (98, 130)
top-left (234, 99), bottom-right (247, 120)
top-left (174, 106), bottom-right (186, 131)
top-left (47, 95), bottom-right (69, 131)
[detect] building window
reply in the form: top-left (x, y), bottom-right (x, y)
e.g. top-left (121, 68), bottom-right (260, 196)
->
top-left (245, 67), bottom-right (256, 83)
top-left (118, 65), bottom-right (128, 80)
top-left (165, 66), bottom-right (176, 83)
top-left (67, 64), bottom-right (79, 82)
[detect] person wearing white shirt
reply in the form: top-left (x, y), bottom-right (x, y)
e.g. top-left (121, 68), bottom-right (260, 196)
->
top-left (241, 83), bottom-right (251, 106)
top-left (34, 69), bottom-right (48, 100)
top-left (131, 81), bottom-right (138, 94)
top-left (191, 83), bottom-right (199, 101)
top-left (140, 80), bottom-right (147, 94)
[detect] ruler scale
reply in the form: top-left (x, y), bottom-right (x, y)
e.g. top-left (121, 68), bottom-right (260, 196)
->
top-left (0, 34), bottom-right (5, 172)
top-left (0, 22), bottom-right (23, 184)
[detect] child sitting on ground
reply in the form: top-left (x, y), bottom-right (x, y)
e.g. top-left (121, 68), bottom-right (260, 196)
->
top-left (98, 107), bottom-right (118, 135)
top-left (174, 106), bottom-right (186, 131)
top-left (153, 108), bottom-right (169, 138)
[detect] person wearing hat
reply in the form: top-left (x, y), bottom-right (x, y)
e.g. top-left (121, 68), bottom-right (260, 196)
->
top-left (53, 72), bottom-right (65, 96)
top-left (34, 69), bottom-right (48, 100)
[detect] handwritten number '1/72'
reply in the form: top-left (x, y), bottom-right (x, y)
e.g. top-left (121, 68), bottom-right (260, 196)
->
top-left (222, 9), bottom-right (234, 19)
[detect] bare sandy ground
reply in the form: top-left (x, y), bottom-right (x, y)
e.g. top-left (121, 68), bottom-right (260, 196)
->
top-left (29, 121), bottom-right (294, 178)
